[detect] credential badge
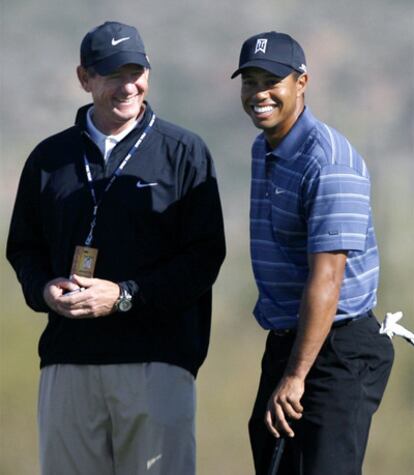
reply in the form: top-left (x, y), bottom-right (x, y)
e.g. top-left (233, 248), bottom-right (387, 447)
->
top-left (255, 39), bottom-right (268, 54)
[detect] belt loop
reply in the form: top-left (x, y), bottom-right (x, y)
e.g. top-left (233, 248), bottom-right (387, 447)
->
top-left (332, 311), bottom-right (372, 329)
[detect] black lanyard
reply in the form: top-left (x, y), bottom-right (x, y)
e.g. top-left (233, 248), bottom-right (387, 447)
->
top-left (83, 113), bottom-right (156, 246)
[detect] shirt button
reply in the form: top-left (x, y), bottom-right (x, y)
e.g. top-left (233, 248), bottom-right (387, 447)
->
top-left (265, 192), bottom-right (269, 197)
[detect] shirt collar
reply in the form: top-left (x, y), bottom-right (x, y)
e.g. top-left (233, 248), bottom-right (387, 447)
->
top-left (86, 107), bottom-right (140, 144)
top-left (86, 107), bottom-right (144, 160)
top-left (267, 106), bottom-right (317, 161)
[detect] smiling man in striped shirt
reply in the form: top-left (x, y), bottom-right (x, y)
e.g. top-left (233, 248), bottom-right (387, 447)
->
top-left (232, 31), bottom-right (394, 475)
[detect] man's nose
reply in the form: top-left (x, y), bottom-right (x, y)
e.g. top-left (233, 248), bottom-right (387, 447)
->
top-left (119, 77), bottom-right (137, 92)
top-left (254, 88), bottom-right (270, 99)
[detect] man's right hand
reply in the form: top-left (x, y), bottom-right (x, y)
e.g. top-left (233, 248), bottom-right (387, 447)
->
top-left (265, 374), bottom-right (304, 438)
top-left (43, 277), bottom-right (81, 317)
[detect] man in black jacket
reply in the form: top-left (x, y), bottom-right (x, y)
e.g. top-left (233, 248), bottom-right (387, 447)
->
top-left (7, 21), bottom-right (225, 475)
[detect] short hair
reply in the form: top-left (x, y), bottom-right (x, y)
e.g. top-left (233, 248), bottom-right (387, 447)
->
top-left (292, 70), bottom-right (303, 81)
top-left (86, 66), bottom-right (97, 77)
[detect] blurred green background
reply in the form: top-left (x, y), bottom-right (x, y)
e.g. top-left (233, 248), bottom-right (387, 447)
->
top-left (1, 1), bottom-right (413, 474)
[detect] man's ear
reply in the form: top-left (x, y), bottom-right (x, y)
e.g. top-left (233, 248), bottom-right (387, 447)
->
top-left (77, 65), bottom-right (91, 93)
top-left (296, 73), bottom-right (308, 97)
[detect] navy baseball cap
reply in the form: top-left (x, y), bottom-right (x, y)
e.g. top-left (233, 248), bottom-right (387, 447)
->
top-left (80, 21), bottom-right (151, 75)
top-left (231, 31), bottom-right (307, 79)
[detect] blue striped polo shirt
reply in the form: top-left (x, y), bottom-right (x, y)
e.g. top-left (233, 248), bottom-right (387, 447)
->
top-left (250, 106), bottom-right (379, 330)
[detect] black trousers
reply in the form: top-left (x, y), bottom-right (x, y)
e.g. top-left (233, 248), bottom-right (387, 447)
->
top-left (249, 313), bottom-right (394, 475)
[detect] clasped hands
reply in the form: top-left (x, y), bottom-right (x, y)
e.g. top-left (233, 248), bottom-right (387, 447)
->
top-left (43, 274), bottom-right (120, 319)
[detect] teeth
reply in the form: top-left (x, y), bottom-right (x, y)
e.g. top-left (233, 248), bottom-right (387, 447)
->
top-left (117, 97), bottom-right (136, 103)
top-left (253, 105), bottom-right (275, 113)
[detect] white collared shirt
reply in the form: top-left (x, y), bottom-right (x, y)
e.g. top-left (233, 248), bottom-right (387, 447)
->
top-left (86, 108), bottom-right (140, 162)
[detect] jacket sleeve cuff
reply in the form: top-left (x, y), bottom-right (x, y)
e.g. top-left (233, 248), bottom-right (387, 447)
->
top-left (118, 280), bottom-right (146, 306)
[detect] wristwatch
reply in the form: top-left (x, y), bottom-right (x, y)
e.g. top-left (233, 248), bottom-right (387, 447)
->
top-left (114, 287), bottom-right (133, 312)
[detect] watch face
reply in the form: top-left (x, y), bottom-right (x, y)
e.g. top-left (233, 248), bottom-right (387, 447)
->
top-left (118, 298), bottom-right (132, 312)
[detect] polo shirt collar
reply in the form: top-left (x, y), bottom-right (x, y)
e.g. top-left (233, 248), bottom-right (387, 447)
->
top-left (267, 106), bottom-right (316, 160)
top-left (86, 106), bottom-right (144, 161)
top-left (86, 107), bottom-right (139, 142)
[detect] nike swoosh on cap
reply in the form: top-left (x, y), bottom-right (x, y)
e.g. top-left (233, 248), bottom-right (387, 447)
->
top-left (147, 454), bottom-right (162, 470)
top-left (111, 37), bottom-right (130, 46)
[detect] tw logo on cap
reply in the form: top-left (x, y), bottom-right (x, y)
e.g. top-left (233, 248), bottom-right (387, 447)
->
top-left (254, 39), bottom-right (268, 54)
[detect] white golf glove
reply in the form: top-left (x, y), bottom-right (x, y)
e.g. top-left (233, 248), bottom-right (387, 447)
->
top-left (379, 311), bottom-right (414, 346)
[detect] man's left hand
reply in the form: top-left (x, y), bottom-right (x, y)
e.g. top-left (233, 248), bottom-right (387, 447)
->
top-left (58, 274), bottom-right (120, 319)
top-left (265, 374), bottom-right (304, 438)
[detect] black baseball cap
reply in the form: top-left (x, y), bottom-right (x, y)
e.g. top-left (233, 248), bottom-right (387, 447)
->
top-left (80, 21), bottom-right (150, 75)
top-left (231, 31), bottom-right (307, 79)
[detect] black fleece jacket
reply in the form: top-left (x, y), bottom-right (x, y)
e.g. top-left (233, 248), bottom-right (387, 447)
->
top-left (7, 103), bottom-right (226, 377)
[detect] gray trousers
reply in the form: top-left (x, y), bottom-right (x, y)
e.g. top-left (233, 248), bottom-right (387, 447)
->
top-left (38, 363), bottom-right (196, 475)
